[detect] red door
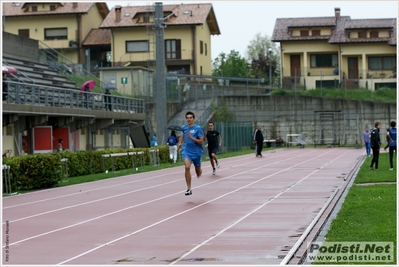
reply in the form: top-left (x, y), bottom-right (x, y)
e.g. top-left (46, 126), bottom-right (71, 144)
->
top-left (53, 127), bottom-right (69, 151)
top-left (33, 127), bottom-right (52, 153)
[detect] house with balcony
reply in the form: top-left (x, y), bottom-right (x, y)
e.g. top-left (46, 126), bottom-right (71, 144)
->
top-left (2, 2), bottom-right (110, 70)
top-left (98, 3), bottom-right (220, 90)
top-left (272, 8), bottom-right (396, 91)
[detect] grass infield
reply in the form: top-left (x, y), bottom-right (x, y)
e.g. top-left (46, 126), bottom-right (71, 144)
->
top-left (313, 152), bottom-right (397, 264)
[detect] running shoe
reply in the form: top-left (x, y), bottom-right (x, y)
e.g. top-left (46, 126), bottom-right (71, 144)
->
top-left (212, 169), bottom-right (216, 175)
top-left (216, 161), bottom-right (220, 169)
top-left (185, 189), bottom-right (192, 195)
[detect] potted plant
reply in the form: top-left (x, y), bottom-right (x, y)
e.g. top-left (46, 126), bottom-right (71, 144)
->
top-left (68, 40), bottom-right (77, 47)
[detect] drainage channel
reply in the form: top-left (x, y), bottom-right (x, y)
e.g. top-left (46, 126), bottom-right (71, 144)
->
top-left (279, 155), bottom-right (366, 265)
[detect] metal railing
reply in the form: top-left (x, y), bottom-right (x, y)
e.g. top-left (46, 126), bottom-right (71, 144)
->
top-left (2, 59), bottom-right (36, 84)
top-left (4, 81), bottom-right (145, 113)
top-left (38, 40), bottom-right (116, 94)
top-left (195, 101), bottom-right (215, 129)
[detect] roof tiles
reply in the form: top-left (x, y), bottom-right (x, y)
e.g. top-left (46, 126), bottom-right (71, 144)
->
top-left (99, 3), bottom-right (220, 35)
top-left (272, 15), bottom-right (396, 46)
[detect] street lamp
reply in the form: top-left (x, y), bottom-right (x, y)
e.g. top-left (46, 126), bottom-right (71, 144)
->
top-left (246, 60), bottom-right (251, 96)
top-left (268, 48), bottom-right (273, 93)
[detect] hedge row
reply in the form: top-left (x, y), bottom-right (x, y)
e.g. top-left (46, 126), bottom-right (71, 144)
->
top-left (2, 147), bottom-right (170, 191)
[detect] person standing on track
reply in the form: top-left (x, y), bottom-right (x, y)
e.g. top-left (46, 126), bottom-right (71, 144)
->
top-left (370, 121), bottom-right (381, 170)
top-left (363, 126), bottom-right (371, 157)
top-left (253, 125), bottom-right (264, 157)
top-left (205, 121), bottom-right (222, 175)
top-left (387, 121), bottom-right (396, 171)
top-left (167, 130), bottom-right (178, 163)
top-left (177, 111), bottom-right (204, 196)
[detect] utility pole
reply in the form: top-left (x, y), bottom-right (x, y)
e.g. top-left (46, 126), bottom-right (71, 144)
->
top-left (154, 2), bottom-right (167, 145)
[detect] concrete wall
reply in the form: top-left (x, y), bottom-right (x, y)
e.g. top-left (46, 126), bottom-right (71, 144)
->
top-left (219, 95), bottom-right (396, 145)
top-left (2, 32), bottom-right (39, 62)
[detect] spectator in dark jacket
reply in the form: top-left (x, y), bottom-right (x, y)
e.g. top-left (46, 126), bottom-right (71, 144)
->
top-left (2, 73), bottom-right (8, 101)
top-left (370, 121), bottom-right (381, 170)
top-left (253, 125), bottom-right (264, 158)
top-left (104, 89), bottom-right (112, 111)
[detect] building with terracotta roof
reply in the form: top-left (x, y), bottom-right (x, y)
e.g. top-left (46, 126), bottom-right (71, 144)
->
top-left (272, 8), bottom-right (396, 90)
top-left (99, 3), bottom-right (220, 77)
top-left (2, 2), bottom-right (110, 68)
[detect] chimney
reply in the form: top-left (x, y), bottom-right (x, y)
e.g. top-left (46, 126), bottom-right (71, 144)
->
top-left (115, 5), bottom-right (122, 22)
top-left (72, 2), bottom-right (78, 9)
top-left (335, 7), bottom-right (340, 18)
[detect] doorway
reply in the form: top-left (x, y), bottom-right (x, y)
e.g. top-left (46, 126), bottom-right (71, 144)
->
top-left (347, 57), bottom-right (358, 79)
top-left (290, 55), bottom-right (301, 78)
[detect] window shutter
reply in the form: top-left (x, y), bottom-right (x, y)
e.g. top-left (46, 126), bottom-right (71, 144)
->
top-left (358, 31), bottom-right (367, 38)
top-left (176, 40), bottom-right (181, 59)
top-left (370, 31), bottom-right (379, 38)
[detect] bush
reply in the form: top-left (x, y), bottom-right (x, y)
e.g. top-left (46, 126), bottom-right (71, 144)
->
top-left (2, 147), bottom-right (171, 191)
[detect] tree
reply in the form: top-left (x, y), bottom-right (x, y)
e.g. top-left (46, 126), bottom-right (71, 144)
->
top-left (246, 33), bottom-right (280, 85)
top-left (212, 50), bottom-right (248, 78)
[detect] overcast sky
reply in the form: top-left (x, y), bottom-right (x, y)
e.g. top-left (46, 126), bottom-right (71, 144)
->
top-left (106, 1), bottom-right (398, 60)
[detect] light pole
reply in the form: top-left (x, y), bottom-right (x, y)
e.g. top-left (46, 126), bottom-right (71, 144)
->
top-left (246, 60), bottom-right (251, 96)
top-left (268, 48), bottom-right (272, 93)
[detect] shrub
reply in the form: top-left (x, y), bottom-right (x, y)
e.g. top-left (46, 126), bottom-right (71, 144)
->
top-left (2, 147), bottom-right (170, 191)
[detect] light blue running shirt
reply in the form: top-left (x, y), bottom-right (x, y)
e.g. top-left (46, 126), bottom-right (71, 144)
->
top-left (181, 124), bottom-right (204, 157)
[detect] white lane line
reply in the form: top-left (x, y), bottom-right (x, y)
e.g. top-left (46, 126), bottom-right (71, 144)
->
top-left (3, 152), bottom-right (271, 209)
top-left (57, 149), bottom-right (337, 265)
top-left (5, 150), bottom-right (312, 249)
top-left (3, 149), bottom-right (300, 224)
top-left (169, 149), bottom-right (350, 264)
top-left (2, 169), bottom-right (182, 209)
top-left (4, 179), bottom-right (181, 224)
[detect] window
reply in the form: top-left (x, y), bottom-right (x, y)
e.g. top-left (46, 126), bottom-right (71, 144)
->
top-left (31, 6), bottom-right (37, 11)
top-left (50, 5), bottom-right (56, 11)
top-left (126, 40), bottom-right (149, 52)
top-left (5, 126), bottom-right (12, 136)
top-left (312, 30), bottom-right (321, 36)
top-left (205, 43), bottom-right (207, 56)
top-left (165, 39), bottom-right (181, 59)
top-left (44, 28), bottom-right (67, 40)
top-left (358, 31), bottom-right (367, 38)
top-left (310, 54), bottom-right (338, 68)
top-left (200, 40), bottom-right (204, 54)
top-left (369, 56), bottom-right (396, 70)
top-left (370, 31), bottom-right (379, 38)
top-left (300, 30), bottom-right (309, 36)
top-left (18, 29), bottom-right (29, 38)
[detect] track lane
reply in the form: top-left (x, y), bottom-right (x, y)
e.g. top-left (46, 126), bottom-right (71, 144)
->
top-left (1, 148), bottom-right (364, 265)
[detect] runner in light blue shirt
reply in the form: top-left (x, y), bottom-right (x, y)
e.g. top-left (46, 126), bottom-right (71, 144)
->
top-left (177, 111), bottom-right (204, 196)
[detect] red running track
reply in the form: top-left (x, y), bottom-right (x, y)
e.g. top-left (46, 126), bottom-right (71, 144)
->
top-left (2, 147), bottom-right (365, 265)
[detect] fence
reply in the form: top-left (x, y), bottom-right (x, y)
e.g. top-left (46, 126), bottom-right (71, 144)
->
top-left (281, 67), bottom-right (396, 91)
top-left (4, 81), bottom-right (145, 114)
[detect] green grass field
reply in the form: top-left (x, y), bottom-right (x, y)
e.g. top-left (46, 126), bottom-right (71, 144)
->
top-left (313, 152), bottom-right (397, 265)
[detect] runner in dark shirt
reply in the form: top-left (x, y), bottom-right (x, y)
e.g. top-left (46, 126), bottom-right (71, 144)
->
top-left (205, 122), bottom-right (222, 175)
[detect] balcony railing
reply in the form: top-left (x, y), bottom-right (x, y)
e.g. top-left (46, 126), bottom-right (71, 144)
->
top-left (3, 81), bottom-right (145, 114)
top-left (284, 67), bottom-right (396, 80)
